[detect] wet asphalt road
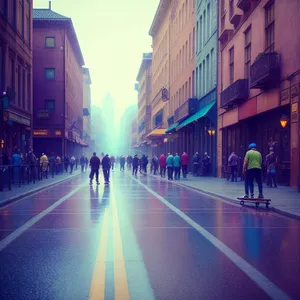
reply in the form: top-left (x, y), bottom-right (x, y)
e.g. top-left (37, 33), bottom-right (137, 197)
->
top-left (0, 170), bottom-right (300, 300)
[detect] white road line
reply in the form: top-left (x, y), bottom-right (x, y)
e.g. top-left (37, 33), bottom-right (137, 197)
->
top-left (0, 183), bottom-right (85, 252)
top-left (133, 177), bottom-right (292, 300)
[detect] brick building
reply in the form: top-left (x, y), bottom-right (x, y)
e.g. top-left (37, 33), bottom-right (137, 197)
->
top-left (32, 4), bottom-right (85, 158)
top-left (82, 67), bottom-right (91, 151)
top-left (218, 0), bottom-right (300, 188)
top-left (0, 0), bottom-right (33, 157)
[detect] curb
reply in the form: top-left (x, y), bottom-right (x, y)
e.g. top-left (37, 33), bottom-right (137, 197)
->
top-left (147, 173), bottom-right (300, 221)
top-left (0, 173), bottom-right (81, 208)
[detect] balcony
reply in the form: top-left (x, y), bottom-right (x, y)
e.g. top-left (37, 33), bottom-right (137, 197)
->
top-left (229, 1), bottom-right (242, 27)
top-left (250, 52), bottom-right (281, 89)
top-left (219, 29), bottom-right (233, 44)
top-left (220, 79), bottom-right (249, 109)
top-left (237, 0), bottom-right (251, 11)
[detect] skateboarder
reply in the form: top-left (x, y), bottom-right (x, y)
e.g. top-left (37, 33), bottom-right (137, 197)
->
top-left (243, 143), bottom-right (264, 199)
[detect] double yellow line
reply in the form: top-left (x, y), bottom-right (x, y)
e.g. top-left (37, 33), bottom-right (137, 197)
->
top-left (89, 188), bottom-right (130, 300)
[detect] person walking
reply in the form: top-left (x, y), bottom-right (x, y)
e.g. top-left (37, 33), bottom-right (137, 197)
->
top-left (132, 155), bottom-right (139, 176)
top-left (40, 153), bottom-right (49, 179)
top-left (151, 155), bottom-right (159, 175)
top-left (84, 156), bottom-right (89, 172)
top-left (193, 152), bottom-right (200, 176)
top-left (202, 152), bottom-right (211, 176)
top-left (80, 155), bottom-right (85, 173)
top-left (70, 155), bottom-right (76, 174)
top-left (174, 153), bottom-right (181, 180)
top-left (159, 154), bottom-right (166, 178)
top-left (64, 155), bottom-right (70, 173)
top-left (181, 152), bottom-right (189, 179)
top-left (166, 153), bottom-right (174, 180)
top-left (102, 154), bottom-right (111, 184)
top-left (141, 155), bottom-right (149, 174)
top-left (111, 155), bottom-right (115, 171)
top-left (48, 153), bottom-right (56, 177)
top-left (265, 148), bottom-right (277, 188)
top-left (228, 152), bottom-right (238, 182)
top-left (55, 155), bottom-right (62, 174)
top-left (243, 143), bottom-right (264, 199)
top-left (89, 152), bottom-right (101, 185)
top-left (120, 155), bottom-right (126, 171)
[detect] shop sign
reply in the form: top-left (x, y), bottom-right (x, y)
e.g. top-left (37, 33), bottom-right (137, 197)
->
top-left (8, 112), bottom-right (30, 126)
top-left (55, 130), bottom-right (62, 136)
top-left (291, 101), bottom-right (298, 123)
top-left (37, 110), bottom-right (50, 119)
top-left (33, 130), bottom-right (48, 136)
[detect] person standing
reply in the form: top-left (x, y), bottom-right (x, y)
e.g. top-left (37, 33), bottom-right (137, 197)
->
top-left (40, 153), bottom-right (49, 179)
top-left (120, 155), bottom-right (126, 171)
top-left (243, 143), bottom-right (264, 198)
top-left (48, 153), bottom-right (56, 177)
top-left (202, 152), bottom-right (211, 176)
top-left (55, 155), bottom-right (62, 174)
top-left (228, 152), bottom-right (238, 182)
top-left (70, 155), bottom-right (76, 174)
top-left (159, 154), bottom-right (166, 178)
top-left (265, 148), bottom-right (277, 188)
top-left (64, 155), bottom-right (70, 173)
top-left (132, 155), bottom-right (139, 176)
top-left (181, 152), bottom-right (189, 179)
top-left (174, 153), bottom-right (181, 180)
top-left (166, 153), bottom-right (174, 180)
top-left (141, 155), bottom-right (149, 174)
top-left (111, 155), bottom-right (115, 171)
top-left (102, 154), bottom-right (111, 184)
top-left (89, 152), bottom-right (100, 185)
top-left (193, 152), bottom-right (200, 176)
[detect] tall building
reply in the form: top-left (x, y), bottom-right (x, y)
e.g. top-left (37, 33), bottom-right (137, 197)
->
top-left (135, 53), bottom-right (152, 154)
top-left (82, 67), bottom-right (92, 150)
top-left (218, 0), bottom-right (300, 188)
top-left (90, 104), bottom-right (103, 156)
top-left (147, 0), bottom-right (172, 155)
top-left (0, 0), bottom-right (33, 156)
top-left (32, 4), bottom-right (85, 157)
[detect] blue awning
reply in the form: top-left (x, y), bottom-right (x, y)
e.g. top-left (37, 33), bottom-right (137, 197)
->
top-left (176, 101), bottom-right (216, 130)
top-left (165, 122), bottom-right (179, 133)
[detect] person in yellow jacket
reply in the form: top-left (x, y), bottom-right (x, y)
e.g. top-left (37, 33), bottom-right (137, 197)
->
top-left (40, 153), bottom-right (49, 179)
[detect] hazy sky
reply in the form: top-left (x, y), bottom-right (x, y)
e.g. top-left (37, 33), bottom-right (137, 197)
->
top-left (34, 0), bottom-right (159, 118)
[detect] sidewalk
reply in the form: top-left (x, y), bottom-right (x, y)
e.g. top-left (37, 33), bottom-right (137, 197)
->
top-left (157, 175), bottom-right (300, 219)
top-left (0, 170), bottom-right (82, 207)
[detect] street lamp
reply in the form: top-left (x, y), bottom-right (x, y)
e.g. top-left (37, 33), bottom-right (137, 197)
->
top-left (280, 115), bottom-right (289, 128)
top-left (208, 127), bottom-right (216, 136)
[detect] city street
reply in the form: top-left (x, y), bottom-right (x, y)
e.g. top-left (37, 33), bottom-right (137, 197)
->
top-left (0, 171), bottom-right (300, 300)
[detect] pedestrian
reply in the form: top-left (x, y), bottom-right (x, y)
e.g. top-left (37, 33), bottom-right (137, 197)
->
top-left (12, 148), bottom-right (21, 183)
top-left (174, 153), bottom-right (181, 180)
top-left (70, 155), bottom-right (76, 174)
top-left (265, 148), bottom-right (277, 188)
top-left (228, 152), bottom-right (238, 182)
top-left (64, 155), bottom-right (70, 173)
top-left (84, 156), bottom-right (89, 172)
top-left (120, 155), bottom-right (125, 171)
top-left (193, 152), bottom-right (200, 176)
top-left (40, 153), bottom-right (49, 179)
top-left (243, 143), bottom-right (264, 199)
top-left (166, 153), bottom-right (174, 180)
top-left (151, 155), bottom-right (159, 175)
top-left (48, 153), bottom-right (55, 177)
top-left (159, 154), bottom-right (166, 178)
top-left (80, 154), bottom-right (85, 173)
top-left (181, 152), bottom-right (189, 179)
top-left (127, 155), bottom-right (133, 169)
top-left (75, 157), bottom-right (79, 170)
top-left (132, 154), bottom-right (139, 176)
top-left (111, 155), bottom-right (115, 171)
top-left (102, 154), bottom-right (111, 184)
top-left (89, 152), bottom-right (100, 185)
top-left (202, 152), bottom-right (211, 176)
top-left (55, 155), bottom-right (62, 174)
top-left (141, 155), bottom-right (149, 174)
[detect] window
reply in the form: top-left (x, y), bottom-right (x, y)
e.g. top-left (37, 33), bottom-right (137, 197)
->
top-left (196, 67), bottom-right (199, 95)
top-left (182, 46), bottom-right (185, 69)
top-left (199, 16), bottom-right (203, 50)
top-left (0, 0), bottom-right (8, 17)
top-left (199, 64), bottom-right (202, 96)
top-left (192, 27), bottom-right (195, 56)
top-left (185, 41), bottom-right (188, 66)
top-left (27, 12), bottom-right (31, 46)
top-left (203, 10), bottom-right (206, 43)
top-left (27, 72), bottom-right (31, 111)
top-left (244, 27), bottom-right (252, 78)
top-left (21, 0), bottom-right (24, 37)
top-left (203, 60), bottom-right (206, 93)
top-left (45, 68), bottom-right (55, 79)
top-left (22, 69), bottom-right (25, 109)
top-left (229, 47), bottom-right (234, 84)
top-left (186, 0), bottom-right (188, 21)
top-left (18, 65), bottom-right (21, 106)
top-left (206, 54), bottom-right (210, 91)
top-left (45, 37), bottom-right (55, 48)
top-left (189, 32), bottom-right (192, 59)
top-left (45, 100), bottom-right (55, 112)
top-left (189, 77), bottom-right (191, 98)
top-left (192, 70), bottom-right (195, 97)
top-left (196, 21), bottom-right (199, 53)
top-left (265, 1), bottom-right (275, 52)
top-left (12, 0), bottom-right (17, 27)
top-left (207, 3), bottom-right (211, 37)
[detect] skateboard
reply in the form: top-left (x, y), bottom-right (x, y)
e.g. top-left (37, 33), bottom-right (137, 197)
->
top-left (237, 197), bottom-right (271, 208)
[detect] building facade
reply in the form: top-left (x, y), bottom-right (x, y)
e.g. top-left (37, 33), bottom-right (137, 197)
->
top-left (0, 0), bottom-right (33, 157)
top-left (32, 5), bottom-right (85, 158)
top-left (147, 0), bottom-right (172, 154)
top-left (135, 53), bottom-right (152, 155)
top-left (218, 0), bottom-right (300, 188)
top-left (82, 67), bottom-right (91, 151)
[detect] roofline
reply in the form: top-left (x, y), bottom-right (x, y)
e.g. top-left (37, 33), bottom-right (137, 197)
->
top-left (148, 0), bottom-right (171, 37)
top-left (136, 55), bottom-right (152, 82)
top-left (33, 18), bottom-right (85, 66)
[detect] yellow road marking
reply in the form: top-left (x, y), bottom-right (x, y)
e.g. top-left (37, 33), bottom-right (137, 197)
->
top-left (112, 188), bottom-right (131, 300)
top-left (89, 208), bottom-right (110, 300)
